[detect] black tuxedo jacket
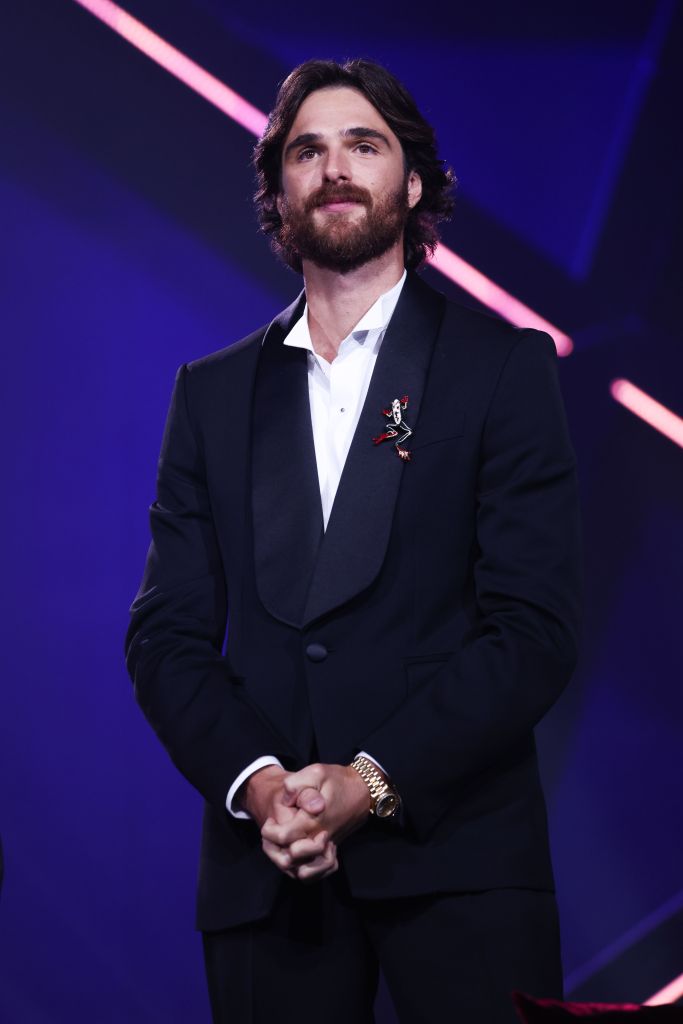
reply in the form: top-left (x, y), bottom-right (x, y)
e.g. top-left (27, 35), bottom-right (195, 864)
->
top-left (126, 272), bottom-right (582, 932)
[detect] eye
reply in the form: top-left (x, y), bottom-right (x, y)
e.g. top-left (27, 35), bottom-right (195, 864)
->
top-left (296, 147), bottom-right (318, 161)
top-left (355, 142), bottom-right (378, 154)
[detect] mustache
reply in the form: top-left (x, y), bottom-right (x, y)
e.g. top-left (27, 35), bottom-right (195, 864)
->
top-left (304, 184), bottom-right (372, 213)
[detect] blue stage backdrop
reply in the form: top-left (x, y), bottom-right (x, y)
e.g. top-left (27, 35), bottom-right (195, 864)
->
top-left (1, 2), bottom-right (682, 1020)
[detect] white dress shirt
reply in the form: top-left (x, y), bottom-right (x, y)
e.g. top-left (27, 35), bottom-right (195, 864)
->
top-left (226, 270), bottom-right (406, 817)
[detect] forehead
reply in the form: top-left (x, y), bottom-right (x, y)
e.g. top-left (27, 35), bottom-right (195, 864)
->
top-left (284, 86), bottom-right (395, 144)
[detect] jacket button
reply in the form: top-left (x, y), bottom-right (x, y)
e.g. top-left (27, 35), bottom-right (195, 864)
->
top-left (305, 643), bottom-right (328, 662)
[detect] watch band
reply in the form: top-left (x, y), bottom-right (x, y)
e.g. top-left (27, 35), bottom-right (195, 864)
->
top-left (350, 755), bottom-right (400, 817)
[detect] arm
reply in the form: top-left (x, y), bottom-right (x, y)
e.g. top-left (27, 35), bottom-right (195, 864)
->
top-left (227, 756), bottom-right (284, 818)
top-left (125, 364), bottom-right (298, 811)
top-left (359, 330), bottom-right (583, 840)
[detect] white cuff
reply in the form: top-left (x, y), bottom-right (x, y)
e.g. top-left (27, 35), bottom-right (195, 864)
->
top-left (358, 750), bottom-right (389, 778)
top-left (226, 756), bottom-right (284, 819)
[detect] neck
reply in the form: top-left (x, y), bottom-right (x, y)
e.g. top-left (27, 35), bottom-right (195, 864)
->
top-left (302, 244), bottom-right (405, 361)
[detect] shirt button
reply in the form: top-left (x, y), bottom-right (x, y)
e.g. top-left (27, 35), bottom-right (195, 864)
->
top-left (305, 643), bottom-right (328, 662)
top-left (340, 407), bottom-right (346, 413)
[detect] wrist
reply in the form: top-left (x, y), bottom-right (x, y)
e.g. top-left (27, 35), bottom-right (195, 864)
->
top-left (349, 755), bottom-right (401, 820)
top-left (239, 765), bottom-right (285, 822)
top-left (346, 763), bottom-right (373, 817)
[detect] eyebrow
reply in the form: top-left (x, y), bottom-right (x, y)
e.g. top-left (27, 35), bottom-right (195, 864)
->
top-left (284, 126), bottom-right (392, 158)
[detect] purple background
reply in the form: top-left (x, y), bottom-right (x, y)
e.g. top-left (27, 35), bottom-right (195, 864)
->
top-left (1, 1), bottom-right (682, 1019)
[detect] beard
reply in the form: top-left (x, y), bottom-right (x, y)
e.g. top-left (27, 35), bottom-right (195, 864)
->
top-left (278, 178), bottom-right (410, 273)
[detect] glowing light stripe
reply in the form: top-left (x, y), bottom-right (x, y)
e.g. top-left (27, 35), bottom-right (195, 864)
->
top-left (72, 0), bottom-right (573, 355)
top-left (611, 378), bottom-right (683, 449)
top-left (645, 971), bottom-right (683, 1006)
top-left (429, 245), bottom-right (573, 356)
top-left (72, 0), bottom-right (267, 136)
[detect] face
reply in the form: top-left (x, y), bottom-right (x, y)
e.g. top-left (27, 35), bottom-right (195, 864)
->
top-left (277, 86), bottom-right (422, 272)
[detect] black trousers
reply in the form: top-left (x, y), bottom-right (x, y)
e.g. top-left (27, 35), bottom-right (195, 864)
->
top-left (202, 870), bottom-right (562, 1024)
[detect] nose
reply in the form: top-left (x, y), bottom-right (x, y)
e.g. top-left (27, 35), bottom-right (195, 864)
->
top-left (322, 145), bottom-right (351, 182)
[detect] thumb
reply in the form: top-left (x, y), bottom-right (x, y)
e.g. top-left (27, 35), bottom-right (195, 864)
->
top-left (297, 786), bottom-right (325, 813)
top-left (282, 768), bottom-right (313, 797)
top-left (281, 786), bottom-right (297, 807)
top-left (282, 767), bottom-right (325, 810)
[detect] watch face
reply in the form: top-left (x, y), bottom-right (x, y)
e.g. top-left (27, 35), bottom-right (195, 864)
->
top-left (375, 792), bottom-right (399, 818)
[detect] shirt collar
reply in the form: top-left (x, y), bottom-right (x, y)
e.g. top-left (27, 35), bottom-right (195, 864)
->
top-left (283, 269), bottom-right (407, 354)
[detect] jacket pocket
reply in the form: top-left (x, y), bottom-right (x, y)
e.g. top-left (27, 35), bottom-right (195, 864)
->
top-left (409, 412), bottom-right (465, 451)
top-left (404, 653), bottom-right (453, 694)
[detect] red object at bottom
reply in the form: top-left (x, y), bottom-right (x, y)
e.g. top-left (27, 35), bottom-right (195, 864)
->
top-left (512, 991), bottom-right (683, 1021)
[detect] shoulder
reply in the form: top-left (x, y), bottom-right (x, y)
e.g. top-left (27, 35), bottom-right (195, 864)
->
top-left (441, 291), bottom-right (555, 359)
top-left (185, 324), bottom-right (267, 382)
top-left (182, 287), bottom-right (305, 390)
top-left (410, 275), bottom-right (560, 423)
top-left (410, 271), bottom-right (556, 362)
top-left (421, 285), bottom-right (557, 384)
top-left (162, 324), bottom-right (267, 439)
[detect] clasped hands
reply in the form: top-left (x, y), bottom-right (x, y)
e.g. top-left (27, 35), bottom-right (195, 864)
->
top-left (239, 763), bottom-right (373, 882)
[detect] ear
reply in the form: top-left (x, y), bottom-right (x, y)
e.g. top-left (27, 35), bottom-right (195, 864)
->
top-left (407, 170), bottom-right (422, 210)
top-left (276, 193), bottom-right (284, 218)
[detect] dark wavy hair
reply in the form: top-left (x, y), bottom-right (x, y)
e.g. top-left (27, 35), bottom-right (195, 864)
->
top-left (253, 59), bottom-right (456, 273)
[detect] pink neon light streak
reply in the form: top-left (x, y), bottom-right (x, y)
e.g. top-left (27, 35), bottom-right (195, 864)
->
top-left (429, 245), bottom-right (573, 356)
top-left (72, 0), bottom-right (573, 355)
top-left (611, 378), bottom-right (683, 449)
top-left (645, 970), bottom-right (683, 1006)
top-left (72, 0), bottom-right (267, 136)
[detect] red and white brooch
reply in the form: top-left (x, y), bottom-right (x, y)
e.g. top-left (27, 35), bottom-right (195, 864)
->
top-left (372, 395), bottom-right (413, 461)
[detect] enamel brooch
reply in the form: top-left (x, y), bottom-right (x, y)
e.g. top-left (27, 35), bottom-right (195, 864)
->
top-left (372, 395), bottom-right (413, 461)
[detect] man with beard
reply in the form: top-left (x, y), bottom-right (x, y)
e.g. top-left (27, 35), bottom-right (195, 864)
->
top-left (126, 59), bottom-right (582, 1023)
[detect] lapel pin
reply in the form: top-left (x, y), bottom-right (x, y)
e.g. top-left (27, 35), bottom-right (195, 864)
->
top-left (372, 395), bottom-right (413, 461)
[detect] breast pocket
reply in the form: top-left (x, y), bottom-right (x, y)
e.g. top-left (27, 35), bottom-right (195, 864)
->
top-left (409, 412), bottom-right (465, 452)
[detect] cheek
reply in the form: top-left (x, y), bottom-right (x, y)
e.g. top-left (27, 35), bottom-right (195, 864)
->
top-left (284, 172), bottom-right (317, 205)
top-left (373, 170), bottom-right (406, 201)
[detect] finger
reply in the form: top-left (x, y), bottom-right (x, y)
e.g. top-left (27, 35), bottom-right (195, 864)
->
top-left (287, 831), bottom-right (329, 865)
top-left (278, 784), bottom-right (323, 813)
top-left (261, 820), bottom-right (297, 846)
top-left (282, 764), bottom-right (324, 800)
top-left (281, 787), bottom-right (298, 807)
top-left (294, 840), bottom-right (336, 875)
top-left (296, 844), bottom-right (338, 883)
top-left (263, 815), bottom-right (295, 844)
top-left (261, 837), bottom-right (295, 873)
top-left (262, 813), bottom-right (318, 847)
top-left (295, 786), bottom-right (325, 815)
top-left (266, 835), bottom-right (312, 880)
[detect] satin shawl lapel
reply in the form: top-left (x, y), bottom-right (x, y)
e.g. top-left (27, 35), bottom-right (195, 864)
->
top-left (252, 292), bottom-right (324, 627)
top-left (303, 272), bottom-right (447, 625)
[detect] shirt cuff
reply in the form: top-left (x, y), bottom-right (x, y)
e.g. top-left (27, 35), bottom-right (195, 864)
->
top-left (226, 756), bottom-right (284, 819)
top-left (358, 750), bottom-right (389, 778)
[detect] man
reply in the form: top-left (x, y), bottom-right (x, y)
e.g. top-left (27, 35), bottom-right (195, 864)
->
top-left (126, 58), bottom-right (582, 1023)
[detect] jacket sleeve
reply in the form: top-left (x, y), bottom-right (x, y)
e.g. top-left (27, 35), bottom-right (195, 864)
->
top-left (125, 364), bottom-right (297, 811)
top-left (360, 330), bottom-right (583, 840)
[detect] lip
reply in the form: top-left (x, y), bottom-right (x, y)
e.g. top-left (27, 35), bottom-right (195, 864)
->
top-left (317, 200), bottom-right (363, 211)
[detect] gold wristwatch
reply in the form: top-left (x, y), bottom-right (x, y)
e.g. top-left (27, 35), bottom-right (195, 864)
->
top-left (350, 755), bottom-right (401, 819)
